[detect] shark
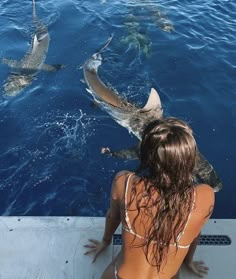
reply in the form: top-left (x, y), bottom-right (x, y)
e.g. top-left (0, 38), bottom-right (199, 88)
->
top-left (127, 1), bottom-right (174, 33)
top-left (146, 5), bottom-right (174, 33)
top-left (82, 36), bottom-right (222, 192)
top-left (83, 36), bottom-right (162, 140)
top-left (2, 0), bottom-right (63, 96)
top-left (121, 15), bottom-right (152, 58)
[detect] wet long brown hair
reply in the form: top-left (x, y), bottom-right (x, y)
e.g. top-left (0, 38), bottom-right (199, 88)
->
top-left (129, 117), bottom-right (197, 272)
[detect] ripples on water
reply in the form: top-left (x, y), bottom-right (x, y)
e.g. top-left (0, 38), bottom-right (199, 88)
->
top-left (0, 0), bottom-right (235, 217)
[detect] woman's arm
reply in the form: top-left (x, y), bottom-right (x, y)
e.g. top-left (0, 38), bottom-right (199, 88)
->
top-left (84, 172), bottom-right (124, 262)
top-left (183, 234), bottom-right (209, 277)
top-left (182, 184), bottom-right (215, 276)
top-left (102, 199), bottom-right (121, 243)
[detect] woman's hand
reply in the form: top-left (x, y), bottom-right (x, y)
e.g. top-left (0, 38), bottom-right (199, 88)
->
top-left (84, 239), bottom-right (111, 263)
top-left (184, 260), bottom-right (209, 277)
top-left (101, 147), bottom-right (112, 155)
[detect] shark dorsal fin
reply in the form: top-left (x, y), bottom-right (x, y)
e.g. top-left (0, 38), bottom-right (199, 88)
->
top-left (141, 88), bottom-right (162, 112)
top-left (31, 34), bottom-right (39, 52)
top-left (33, 34), bottom-right (38, 44)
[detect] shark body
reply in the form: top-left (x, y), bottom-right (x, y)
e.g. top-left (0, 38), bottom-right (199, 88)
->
top-left (82, 37), bottom-right (222, 192)
top-left (2, 0), bottom-right (62, 96)
top-left (83, 36), bottom-right (163, 140)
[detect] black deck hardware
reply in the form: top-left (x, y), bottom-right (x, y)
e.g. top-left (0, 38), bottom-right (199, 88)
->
top-left (113, 234), bottom-right (231, 246)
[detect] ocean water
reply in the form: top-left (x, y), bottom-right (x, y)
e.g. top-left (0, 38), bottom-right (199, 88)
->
top-left (0, 0), bottom-right (235, 217)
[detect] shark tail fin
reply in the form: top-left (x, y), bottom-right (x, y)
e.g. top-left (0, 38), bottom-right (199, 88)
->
top-left (78, 34), bottom-right (114, 70)
top-left (96, 34), bottom-right (114, 54)
top-left (140, 88), bottom-right (163, 113)
top-left (32, 0), bottom-right (37, 22)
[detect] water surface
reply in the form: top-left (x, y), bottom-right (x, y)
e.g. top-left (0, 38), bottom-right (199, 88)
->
top-left (0, 0), bottom-right (235, 217)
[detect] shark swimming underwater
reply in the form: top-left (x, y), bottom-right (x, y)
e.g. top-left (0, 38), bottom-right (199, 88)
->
top-left (2, 0), bottom-right (63, 96)
top-left (120, 15), bottom-right (152, 58)
top-left (82, 37), bottom-right (222, 192)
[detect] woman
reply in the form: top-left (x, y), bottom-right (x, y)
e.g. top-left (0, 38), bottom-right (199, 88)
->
top-left (84, 117), bottom-right (215, 279)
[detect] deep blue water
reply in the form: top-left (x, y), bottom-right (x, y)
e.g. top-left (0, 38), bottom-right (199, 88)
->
top-left (0, 0), bottom-right (235, 217)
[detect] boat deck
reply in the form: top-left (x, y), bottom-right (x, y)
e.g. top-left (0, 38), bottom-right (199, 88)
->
top-left (0, 217), bottom-right (233, 278)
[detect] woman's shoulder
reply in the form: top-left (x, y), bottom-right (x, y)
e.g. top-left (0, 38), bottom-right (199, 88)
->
top-left (113, 170), bottom-right (136, 183)
top-left (194, 183), bottom-right (215, 198)
top-left (193, 184), bottom-right (215, 216)
top-left (111, 170), bottom-right (134, 199)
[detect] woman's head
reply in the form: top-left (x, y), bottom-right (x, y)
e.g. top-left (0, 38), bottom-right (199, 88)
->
top-left (139, 117), bottom-right (197, 192)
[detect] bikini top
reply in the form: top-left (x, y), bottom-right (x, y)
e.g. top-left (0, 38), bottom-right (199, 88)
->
top-left (122, 173), bottom-right (196, 249)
